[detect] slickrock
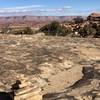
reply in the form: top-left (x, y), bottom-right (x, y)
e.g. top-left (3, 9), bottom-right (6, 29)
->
top-left (0, 34), bottom-right (99, 100)
top-left (42, 65), bottom-right (83, 93)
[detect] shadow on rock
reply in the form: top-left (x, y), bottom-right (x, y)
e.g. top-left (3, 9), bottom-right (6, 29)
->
top-left (42, 92), bottom-right (77, 100)
top-left (68, 66), bottom-right (95, 89)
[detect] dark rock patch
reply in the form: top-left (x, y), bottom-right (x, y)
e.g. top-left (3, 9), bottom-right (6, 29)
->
top-left (42, 92), bottom-right (77, 100)
top-left (68, 66), bottom-right (95, 89)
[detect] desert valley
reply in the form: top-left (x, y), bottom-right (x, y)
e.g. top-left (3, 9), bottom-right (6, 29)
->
top-left (0, 12), bottom-right (99, 100)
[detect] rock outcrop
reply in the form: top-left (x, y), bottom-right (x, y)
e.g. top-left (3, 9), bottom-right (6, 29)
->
top-left (87, 13), bottom-right (100, 21)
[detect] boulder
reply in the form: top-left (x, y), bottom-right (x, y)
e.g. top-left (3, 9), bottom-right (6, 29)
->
top-left (87, 13), bottom-right (100, 21)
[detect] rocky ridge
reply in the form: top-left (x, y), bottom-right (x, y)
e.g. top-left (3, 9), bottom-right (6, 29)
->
top-left (88, 12), bottom-right (100, 21)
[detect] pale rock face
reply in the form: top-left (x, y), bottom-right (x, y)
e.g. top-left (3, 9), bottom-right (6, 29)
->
top-left (59, 60), bottom-right (74, 69)
top-left (78, 47), bottom-right (100, 60)
top-left (42, 65), bottom-right (83, 93)
top-left (39, 63), bottom-right (54, 79)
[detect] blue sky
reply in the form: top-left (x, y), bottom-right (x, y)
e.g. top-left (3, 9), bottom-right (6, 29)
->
top-left (0, 0), bottom-right (100, 16)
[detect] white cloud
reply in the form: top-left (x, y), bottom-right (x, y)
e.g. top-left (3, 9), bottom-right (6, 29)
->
top-left (37, 6), bottom-right (72, 13)
top-left (0, 5), bottom-right (44, 13)
top-left (63, 6), bottom-right (72, 9)
top-left (1, 5), bottom-right (44, 9)
top-left (0, 5), bottom-right (73, 16)
top-left (0, 5), bottom-right (98, 16)
top-left (0, 5), bottom-right (71, 13)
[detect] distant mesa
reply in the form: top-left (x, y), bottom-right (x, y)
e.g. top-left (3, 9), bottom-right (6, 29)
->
top-left (0, 16), bottom-right (78, 27)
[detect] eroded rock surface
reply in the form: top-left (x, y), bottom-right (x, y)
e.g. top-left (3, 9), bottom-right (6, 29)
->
top-left (0, 34), bottom-right (99, 100)
top-left (88, 13), bottom-right (100, 21)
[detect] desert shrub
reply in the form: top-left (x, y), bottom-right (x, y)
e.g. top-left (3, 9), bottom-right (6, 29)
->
top-left (78, 25), bottom-right (96, 37)
top-left (1, 27), bottom-right (13, 34)
top-left (78, 27), bottom-right (87, 37)
top-left (57, 25), bottom-right (72, 36)
top-left (23, 27), bottom-right (33, 35)
top-left (91, 22), bottom-right (98, 29)
top-left (39, 21), bottom-right (72, 36)
top-left (13, 30), bottom-right (23, 35)
top-left (74, 16), bottom-right (84, 24)
top-left (94, 24), bottom-right (100, 38)
top-left (40, 21), bottom-right (60, 36)
top-left (14, 27), bottom-right (33, 35)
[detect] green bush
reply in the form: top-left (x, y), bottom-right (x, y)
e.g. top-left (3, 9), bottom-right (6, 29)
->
top-left (1, 27), bottom-right (13, 34)
top-left (94, 24), bottom-right (100, 38)
top-left (23, 27), bottom-right (33, 35)
top-left (39, 21), bottom-right (72, 36)
top-left (13, 30), bottom-right (23, 35)
top-left (78, 25), bottom-right (96, 37)
top-left (73, 17), bottom-right (84, 24)
top-left (14, 27), bottom-right (33, 35)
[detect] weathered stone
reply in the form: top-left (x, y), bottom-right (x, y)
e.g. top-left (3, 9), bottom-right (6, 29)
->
top-left (87, 13), bottom-right (100, 21)
top-left (0, 34), bottom-right (99, 100)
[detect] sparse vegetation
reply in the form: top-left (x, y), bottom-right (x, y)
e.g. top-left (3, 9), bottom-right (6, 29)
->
top-left (0, 26), bottom-right (34, 35)
top-left (39, 21), bottom-right (72, 36)
top-left (1, 25), bottom-right (13, 34)
top-left (94, 24), bottom-right (100, 38)
top-left (23, 27), bottom-right (33, 35)
top-left (14, 27), bottom-right (33, 35)
top-left (39, 20), bottom-right (100, 38)
top-left (0, 13), bottom-right (99, 38)
top-left (78, 24), bottom-right (96, 37)
top-left (73, 16), bottom-right (84, 24)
